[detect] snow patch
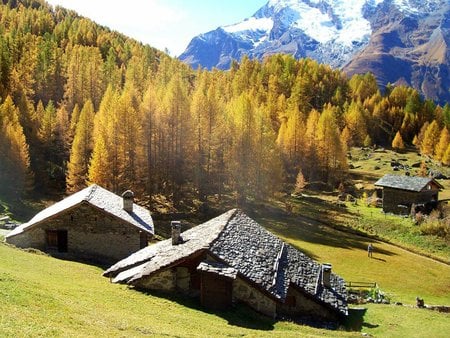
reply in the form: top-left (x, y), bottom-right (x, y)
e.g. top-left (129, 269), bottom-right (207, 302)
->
top-left (286, 0), bottom-right (374, 46)
top-left (224, 17), bottom-right (273, 34)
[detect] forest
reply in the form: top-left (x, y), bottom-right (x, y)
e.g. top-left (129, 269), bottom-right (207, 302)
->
top-left (0, 0), bottom-right (449, 209)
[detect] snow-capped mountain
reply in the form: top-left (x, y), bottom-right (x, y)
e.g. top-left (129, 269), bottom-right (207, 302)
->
top-left (179, 0), bottom-right (450, 104)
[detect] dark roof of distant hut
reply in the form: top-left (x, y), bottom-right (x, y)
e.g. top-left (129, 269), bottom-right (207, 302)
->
top-left (6, 184), bottom-right (154, 238)
top-left (374, 175), bottom-right (443, 192)
top-left (104, 209), bottom-right (347, 316)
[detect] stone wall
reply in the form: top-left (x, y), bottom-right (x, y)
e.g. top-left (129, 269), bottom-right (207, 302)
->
top-left (232, 277), bottom-right (277, 318)
top-left (382, 188), bottom-right (438, 214)
top-left (7, 202), bottom-right (146, 263)
top-left (277, 286), bottom-right (338, 321)
top-left (134, 268), bottom-right (175, 291)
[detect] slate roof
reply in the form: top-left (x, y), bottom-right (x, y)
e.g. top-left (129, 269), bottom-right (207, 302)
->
top-left (6, 184), bottom-right (154, 238)
top-left (374, 174), bottom-right (443, 192)
top-left (197, 261), bottom-right (238, 279)
top-left (105, 210), bottom-right (233, 283)
top-left (104, 209), bottom-right (347, 316)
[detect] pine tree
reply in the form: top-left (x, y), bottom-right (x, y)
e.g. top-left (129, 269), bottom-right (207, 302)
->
top-left (116, 84), bottom-right (145, 192)
top-left (303, 109), bottom-right (320, 181)
top-left (392, 131), bottom-right (405, 151)
top-left (66, 100), bottom-right (94, 192)
top-left (434, 127), bottom-right (449, 162)
top-left (442, 144), bottom-right (450, 166)
top-left (344, 100), bottom-right (367, 146)
top-left (316, 104), bottom-right (347, 184)
top-left (418, 161), bottom-right (428, 176)
top-left (140, 82), bottom-right (159, 195)
top-left (88, 86), bottom-right (120, 191)
top-left (0, 96), bottom-right (32, 197)
top-left (294, 170), bottom-right (306, 194)
top-left (420, 120), bottom-right (440, 156)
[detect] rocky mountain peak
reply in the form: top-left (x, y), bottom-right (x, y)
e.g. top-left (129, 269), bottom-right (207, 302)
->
top-left (179, 0), bottom-right (449, 104)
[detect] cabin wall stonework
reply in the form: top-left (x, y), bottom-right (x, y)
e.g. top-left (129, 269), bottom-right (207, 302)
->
top-left (7, 203), bottom-right (144, 263)
top-left (134, 269), bottom-right (176, 291)
top-left (232, 277), bottom-right (277, 318)
top-left (278, 286), bottom-right (338, 321)
top-left (382, 188), bottom-right (439, 214)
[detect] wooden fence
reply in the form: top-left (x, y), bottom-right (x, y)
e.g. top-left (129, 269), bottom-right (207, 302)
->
top-left (347, 281), bottom-right (377, 289)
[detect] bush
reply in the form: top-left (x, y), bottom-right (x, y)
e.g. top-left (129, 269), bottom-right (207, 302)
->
top-left (420, 220), bottom-right (449, 239)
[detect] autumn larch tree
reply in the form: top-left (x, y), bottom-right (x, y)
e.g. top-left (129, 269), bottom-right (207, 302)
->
top-left (66, 100), bottom-right (95, 193)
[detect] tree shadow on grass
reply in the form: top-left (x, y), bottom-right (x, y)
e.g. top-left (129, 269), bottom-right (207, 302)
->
top-left (345, 307), bottom-right (379, 331)
top-left (131, 288), bottom-right (276, 331)
top-left (254, 209), bottom-right (397, 261)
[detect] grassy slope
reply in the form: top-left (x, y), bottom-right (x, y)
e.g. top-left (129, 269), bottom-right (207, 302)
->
top-left (1, 241), bottom-right (449, 338)
top-left (1, 147), bottom-right (449, 337)
top-left (0, 242), bottom-right (359, 338)
top-left (258, 210), bottom-right (450, 305)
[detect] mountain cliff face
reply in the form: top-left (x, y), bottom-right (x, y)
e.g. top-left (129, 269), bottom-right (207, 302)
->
top-left (179, 0), bottom-right (450, 104)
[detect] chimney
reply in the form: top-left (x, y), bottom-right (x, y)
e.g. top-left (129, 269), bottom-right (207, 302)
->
top-left (171, 221), bottom-right (182, 245)
top-left (322, 263), bottom-right (332, 288)
top-left (122, 190), bottom-right (134, 213)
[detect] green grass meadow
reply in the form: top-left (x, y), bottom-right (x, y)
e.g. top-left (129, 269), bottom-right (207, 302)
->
top-left (0, 241), bottom-right (359, 338)
top-left (1, 209), bottom-right (450, 338)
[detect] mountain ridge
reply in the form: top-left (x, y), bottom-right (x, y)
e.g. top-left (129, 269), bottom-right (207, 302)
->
top-left (179, 0), bottom-right (450, 104)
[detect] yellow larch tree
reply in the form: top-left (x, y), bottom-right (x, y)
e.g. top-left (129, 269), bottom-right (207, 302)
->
top-left (66, 100), bottom-right (95, 193)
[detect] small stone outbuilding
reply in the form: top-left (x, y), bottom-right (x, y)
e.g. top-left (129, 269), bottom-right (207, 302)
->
top-left (5, 185), bottom-right (154, 264)
top-left (375, 174), bottom-right (443, 215)
top-left (104, 209), bottom-right (347, 322)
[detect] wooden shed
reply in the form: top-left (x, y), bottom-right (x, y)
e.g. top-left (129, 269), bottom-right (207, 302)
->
top-left (375, 175), bottom-right (443, 215)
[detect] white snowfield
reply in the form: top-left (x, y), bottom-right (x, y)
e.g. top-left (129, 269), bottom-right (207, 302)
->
top-left (222, 0), bottom-right (438, 49)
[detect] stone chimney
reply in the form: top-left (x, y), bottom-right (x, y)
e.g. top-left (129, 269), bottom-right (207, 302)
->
top-left (322, 263), bottom-right (332, 288)
top-left (122, 190), bottom-right (134, 213)
top-left (171, 221), bottom-right (182, 245)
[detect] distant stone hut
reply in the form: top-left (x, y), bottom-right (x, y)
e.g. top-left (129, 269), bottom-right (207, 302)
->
top-left (375, 174), bottom-right (443, 215)
top-left (5, 185), bottom-right (154, 264)
top-left (104, 209), bottom-right (348, 322)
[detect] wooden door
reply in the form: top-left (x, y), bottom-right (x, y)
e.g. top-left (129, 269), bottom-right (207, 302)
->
top-left (200, 273), bottom-right (233, 310)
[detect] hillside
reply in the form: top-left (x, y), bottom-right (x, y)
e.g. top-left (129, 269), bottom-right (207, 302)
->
top-left (1, 206), bottom-right (449, 337)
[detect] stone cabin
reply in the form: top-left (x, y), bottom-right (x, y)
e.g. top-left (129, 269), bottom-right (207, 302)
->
top-left (375, 174), bottom-right (443, 215)
top-left (104, 209), bottom-right (348, 322)
top-left (5, 185), bottom-right (154, 264)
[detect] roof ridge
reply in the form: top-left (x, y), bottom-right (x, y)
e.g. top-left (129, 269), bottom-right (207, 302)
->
top-left (85, 184), bottom-right (98, 202)
top-left (207, 208), bottom-right (239, 248)
top-left (271, 242), bottom-right (285, 288)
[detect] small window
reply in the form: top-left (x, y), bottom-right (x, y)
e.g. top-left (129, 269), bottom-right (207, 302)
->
top-left (46, 230), bottom-right (68, 252)
top-left (46, 230), bottom-right (58, 249)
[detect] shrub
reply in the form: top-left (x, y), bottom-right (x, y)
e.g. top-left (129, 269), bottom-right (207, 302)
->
top-left (420, 220), bottom-right (449, 239)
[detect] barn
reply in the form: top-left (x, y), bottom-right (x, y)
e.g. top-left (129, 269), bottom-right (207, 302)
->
top-left (5, 185), bottom-right (154, 264)
top-left (104, 209), bottom-right (348, 322)
top-left (375, 174), bottom-right (443, 215)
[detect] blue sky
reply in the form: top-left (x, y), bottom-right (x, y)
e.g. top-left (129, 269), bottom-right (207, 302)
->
top-left (46, 0), bottom-right (267, 56)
